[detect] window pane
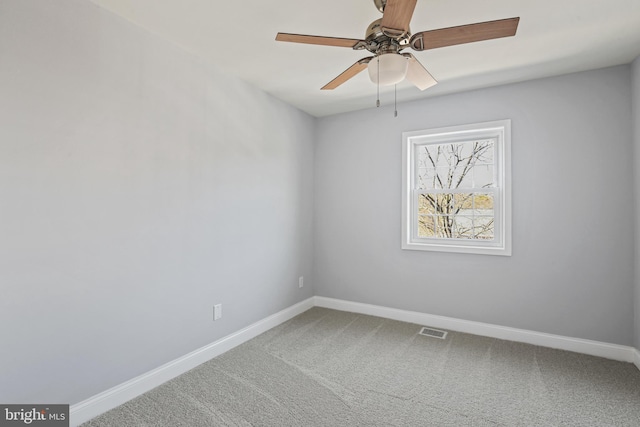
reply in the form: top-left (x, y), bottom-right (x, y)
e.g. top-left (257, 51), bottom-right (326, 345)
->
top-left (474, 140), bottom-right (494, 164)
top-left (434, 215), bottom-right (455, 238)
top-left (473, 193), bottom-right (494, 214)
top-left (417, 149), bottom-right (430, 168)
top-left (432, 168), bottom-right (450, 189)
top-left (418, 194), bottom-right (437, 215)
top-left (473, 216), bottom-right (494, 239)
top-left (417, 145), bottom-right (447, 168)
top-left (418, 168), bottom-right (451, 190)
top-left (453, 193), bottom-right (473, 213)
top-left (423, 193), bottom-right (454, 215)
top-left (443, 142), bottom-right (475, 166)
top-left (416, 168), bottom-right (437, 189)
top-left (457, 142), bottom-right (475, 160)
top-left (434, 145), bottom-right (453, 167)
top-left (454, 216), bottom-right (474, 239)
top-left (450, 166), bottom-right (474, 189)
top-left (473, 164), bottom-right (494, 188)
top-left (417, 215), bottom-right (436, 237)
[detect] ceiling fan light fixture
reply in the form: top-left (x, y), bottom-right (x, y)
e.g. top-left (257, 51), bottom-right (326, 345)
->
top-left (368, 53), bottom-right (407, 86)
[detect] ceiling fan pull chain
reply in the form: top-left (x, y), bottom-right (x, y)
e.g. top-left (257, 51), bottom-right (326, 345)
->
top-left (394, 84), bottom-right (398, 117)
top-left (376, 56), bottom-right (380, 107)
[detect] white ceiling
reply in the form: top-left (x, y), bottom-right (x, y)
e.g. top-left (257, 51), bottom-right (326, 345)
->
top-left (89, 0), bottom-right (640, 117)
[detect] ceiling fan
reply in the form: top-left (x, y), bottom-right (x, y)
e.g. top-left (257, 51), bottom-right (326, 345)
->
top-left (276, 0), bottom-right (519, 92)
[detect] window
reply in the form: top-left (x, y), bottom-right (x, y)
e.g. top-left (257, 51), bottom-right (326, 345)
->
top-left (402, 120), bottom-right (511, 255)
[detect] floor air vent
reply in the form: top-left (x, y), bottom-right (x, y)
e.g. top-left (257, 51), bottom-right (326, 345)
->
top-left (419, 327), bottom-right (448, 339)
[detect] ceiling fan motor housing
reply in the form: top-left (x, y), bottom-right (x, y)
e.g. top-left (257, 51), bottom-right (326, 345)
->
top-left (365, 19), bottom-right (385, 40)
top-left (365, 19), bottom-right (409, 54)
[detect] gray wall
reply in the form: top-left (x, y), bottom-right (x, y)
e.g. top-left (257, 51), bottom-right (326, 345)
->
top-left (314, 66), bottom-right (635, 346)
top-left (634, 56), bottom-right (640, 350)
top-left (0, 0), bottom-right (314, 404)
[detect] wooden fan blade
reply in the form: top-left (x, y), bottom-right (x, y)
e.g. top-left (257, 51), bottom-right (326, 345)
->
top-left (276, 33), bottom-right (364, 48)
top-left (409, 17), bottom-right (520, 51)
top-left (381, 0), bottom-right (417, 38)
top-left (404, 54), bottom-right (437, 91)
top-left (321, 57), bottom-right (373, 90)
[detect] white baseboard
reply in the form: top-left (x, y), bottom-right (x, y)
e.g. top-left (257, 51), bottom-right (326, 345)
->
top-left (69, 297), bottom-right (314, 427)
top-left (314, 296), bottom-right (638, 365)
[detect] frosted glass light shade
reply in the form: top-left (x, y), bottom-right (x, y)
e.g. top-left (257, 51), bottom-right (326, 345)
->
top-left (368, 53), bottom-right (408, 86)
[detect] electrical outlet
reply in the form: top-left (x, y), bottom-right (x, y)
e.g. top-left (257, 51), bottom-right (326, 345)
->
top-left (213, 304), bottom-right (222, 321)
top-left (298, 276), bottom-right (304, 288)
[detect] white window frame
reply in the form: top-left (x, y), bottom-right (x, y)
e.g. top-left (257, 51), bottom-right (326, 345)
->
top-left (402, 120), bottom-right (511, 256)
